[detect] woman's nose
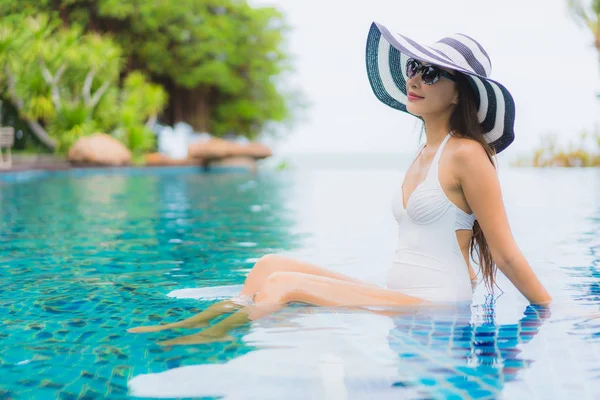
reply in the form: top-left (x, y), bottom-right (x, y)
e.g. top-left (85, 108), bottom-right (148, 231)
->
top-left (406, 73), bottom-right (421, 88)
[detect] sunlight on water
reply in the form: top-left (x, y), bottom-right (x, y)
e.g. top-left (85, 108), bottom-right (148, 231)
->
top-left (0, 164), bottom-right (599, 399)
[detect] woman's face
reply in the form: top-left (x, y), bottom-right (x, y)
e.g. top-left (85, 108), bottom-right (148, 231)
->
top-left (405, 59), bottom-right (459, 118)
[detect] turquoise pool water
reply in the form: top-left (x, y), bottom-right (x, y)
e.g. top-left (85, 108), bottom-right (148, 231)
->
top-left (0, 164), bottom-right (599, 399)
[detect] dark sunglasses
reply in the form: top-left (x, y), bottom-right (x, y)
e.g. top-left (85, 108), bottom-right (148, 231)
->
top-left (405, 58), bottom-right (457, 85)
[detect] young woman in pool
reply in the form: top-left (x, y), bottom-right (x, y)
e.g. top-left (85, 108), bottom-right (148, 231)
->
top-left (129, 22), bottom-right (552, 344)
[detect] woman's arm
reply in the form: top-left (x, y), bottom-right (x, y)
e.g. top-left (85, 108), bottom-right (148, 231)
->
top-left (455, 140), bottom-right (552, 305)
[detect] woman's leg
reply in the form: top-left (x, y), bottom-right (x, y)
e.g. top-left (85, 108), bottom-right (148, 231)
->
top-left (158, 272), bottom-right (425, 345)
top-left (129, 255), bottom-right (370, 333)
top-left (238, 254), bottom-right (375, 297)
top-left (127, 300), bottom-right (242, 333)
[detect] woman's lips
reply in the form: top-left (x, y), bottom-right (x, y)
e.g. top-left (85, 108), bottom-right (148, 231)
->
top-left (407, 92), bottom-right (424, 101)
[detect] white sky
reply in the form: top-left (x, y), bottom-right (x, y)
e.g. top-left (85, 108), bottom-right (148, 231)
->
top-left (251, 0), bottom-right (600, 160)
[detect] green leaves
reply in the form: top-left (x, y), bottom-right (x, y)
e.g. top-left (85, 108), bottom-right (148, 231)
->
top-left (47, 103), bottom-right (98, 153)
top-left (0, 12), bottom-right (166, 154)
top-left (117, 72), bottom-right (168, 154)
top-left (2, 0), bottom-right (298, 153)
top-left (53, 0), bottom-right (297, 137)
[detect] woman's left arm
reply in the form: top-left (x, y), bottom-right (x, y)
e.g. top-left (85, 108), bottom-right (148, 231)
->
top-left (455, 141), bottom-right (552, 305)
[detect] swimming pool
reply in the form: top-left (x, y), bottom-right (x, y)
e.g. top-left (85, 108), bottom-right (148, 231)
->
top-left (0, 163), bottom-right (599, 399)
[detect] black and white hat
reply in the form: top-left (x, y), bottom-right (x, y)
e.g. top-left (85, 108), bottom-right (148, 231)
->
top-left (365, 21), bottom-right (515, 154)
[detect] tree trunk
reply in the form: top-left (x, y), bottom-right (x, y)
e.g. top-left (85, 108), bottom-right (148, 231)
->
top-left (193, 86), bottom-right (210, 133)
top-left (6, 68), bottom-right (57, 150)
top-left (56, 0), bottom-right (70, 27)
top-left (25, 120), bottom-right (58, 150)
top-left (169, 85), bottom-right (211, 133)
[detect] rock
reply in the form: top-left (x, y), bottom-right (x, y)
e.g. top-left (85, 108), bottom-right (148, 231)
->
top-left (145, 152), bottom-right (202, 166)
top-left (231, 142), bottom-right (272, 159)
top-left (68, 133), bottom-right (131, 166)
top-left (188, 138), bottom-right (272, 161)
top-left (188, 138), bottom-right (235, 161)
top-left (207, 156), bottom-right (257, 172)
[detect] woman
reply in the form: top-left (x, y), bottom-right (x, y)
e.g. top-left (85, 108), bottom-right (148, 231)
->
top-left (129, 22), bottom-right (552, 344)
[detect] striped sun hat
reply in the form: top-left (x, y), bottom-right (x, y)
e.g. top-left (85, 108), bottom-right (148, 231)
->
top-left (365, 21), bottom-right (515, 154)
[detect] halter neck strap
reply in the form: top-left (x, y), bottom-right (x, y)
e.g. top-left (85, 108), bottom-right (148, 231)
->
top-left (427, 133), bottom-right (452, 179)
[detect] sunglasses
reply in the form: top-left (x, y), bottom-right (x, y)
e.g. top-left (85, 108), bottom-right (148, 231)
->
top-left (405, 58), bottom-right (457, 85)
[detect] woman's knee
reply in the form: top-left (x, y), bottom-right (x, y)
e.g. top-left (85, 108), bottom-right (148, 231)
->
top-left (252, 254), bottom-right (283, 274)
top-left (241, 254), bottom-right (285, 296)
top-left (248, 254), bottom-right (294, 281)
top-left (254, 271), bottom-right (300, 304)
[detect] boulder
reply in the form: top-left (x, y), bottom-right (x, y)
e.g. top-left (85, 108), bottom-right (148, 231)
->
top-left (68, 133), bottom-right (131, 166)
top-left (231, 142), bottom-right (272, 159)
top-left (188, 138), bottom-right (235, 161)
top-left (188, 138), bottom-right (272, 161)
top-left (145, 152), bottom-right (202, 166)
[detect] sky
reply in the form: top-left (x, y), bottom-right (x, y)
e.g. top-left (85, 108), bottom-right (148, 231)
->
top-left (250, 0), bottom-right (600, 161)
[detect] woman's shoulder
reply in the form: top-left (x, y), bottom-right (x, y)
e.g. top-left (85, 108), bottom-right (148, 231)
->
top-left (447, 134), bottom-right (496, 181)
top-left (448, 135), bottom-right (490, 163)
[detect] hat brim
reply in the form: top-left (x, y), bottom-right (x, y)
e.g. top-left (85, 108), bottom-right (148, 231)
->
top-left (366, 22), bottom-right (515, 154)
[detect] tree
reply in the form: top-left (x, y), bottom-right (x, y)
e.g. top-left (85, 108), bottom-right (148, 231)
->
top-left (0, 13), bottom-right (167, 154)
top-left (9, 0), bottom-right (300, 139)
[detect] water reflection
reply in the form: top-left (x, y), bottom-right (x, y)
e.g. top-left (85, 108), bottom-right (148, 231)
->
top-left (386, 301), bottom-right (550, 398)
top-left (128, 300), bottom-right (550, 399)
top-left (0, 169), bottom-right (305, 399)
top-left (564, 208), bottom-right (600, 342)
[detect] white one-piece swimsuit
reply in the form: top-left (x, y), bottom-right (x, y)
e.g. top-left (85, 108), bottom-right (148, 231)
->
top-left (386, 133), bottom-right (476, 303)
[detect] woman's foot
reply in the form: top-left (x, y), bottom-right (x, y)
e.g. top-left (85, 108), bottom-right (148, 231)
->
top-left (158, 331), bottom-right (233, 345)
top-left (157, 308), bottom-right (254, 345)
top-left (127, 299), bottom-right (244, 333)
top-left (127, 321), bottom-right (209, 333)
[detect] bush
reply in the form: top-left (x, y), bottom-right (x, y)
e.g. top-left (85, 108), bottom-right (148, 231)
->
top-left (0, 14), bottom-right (167, 155)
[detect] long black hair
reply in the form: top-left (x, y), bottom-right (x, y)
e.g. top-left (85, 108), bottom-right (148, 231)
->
top-left (449, 72), bottom-right (498, 292)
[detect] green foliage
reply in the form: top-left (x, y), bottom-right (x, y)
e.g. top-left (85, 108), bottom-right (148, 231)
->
top-left (122, 72), bottom-right (168, 124)
top-left (274, 159), bottom-right (289, 171)
top-left (0, 99), bottom-right (50, 151)
top-left (112, 72), bottom-right (167, 155)
top-left (1, 0), bottom-right (297, 157)
top-left (48, 104), bottom-right (98, 153)
top-left (0, 12), bottom-right (167, 154)
top-left (18, 0), bottom-right (299, 139)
